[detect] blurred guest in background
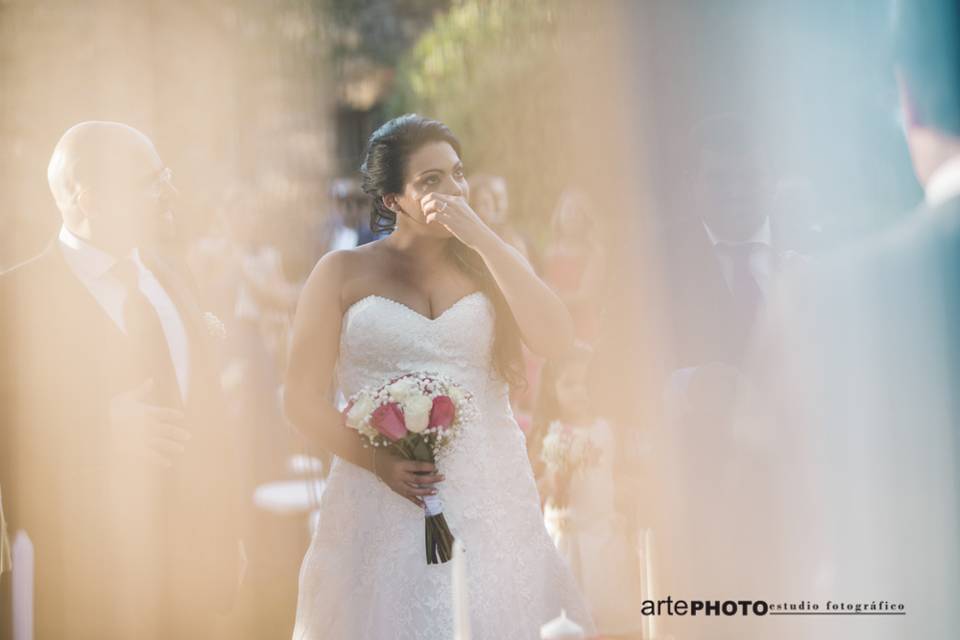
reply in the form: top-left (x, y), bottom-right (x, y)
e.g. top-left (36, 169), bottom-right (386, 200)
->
top-left (470, 173), bottom-right (542, 419)
top-left (469, 173), bottom-right (532, 263)
top-left (543, 187), bottom-right (606, 345)
top-left (0, 121), bottom-right (242, 639)
top-left (770, 174), bottom-right (828, 255)
top-left (657, 361), bottom-right (780, 640)
top-left (668, 113), bottom-right (805, 370)
top-left (187, 184), bottom-right (308, 639)
top-left (228, 200), bottom-right (301, 369)
top-left (529, 343), bottom-right (646, 638)
top-left (652, 112), bottom-right (812, 640)
top-left (322, 177), bottom-right (378, 252)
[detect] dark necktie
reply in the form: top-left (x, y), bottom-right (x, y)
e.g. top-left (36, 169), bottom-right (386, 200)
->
top-left (715, 241), bottom-right (765, 319)
top-left (111, 257), bottom-right (183, 409)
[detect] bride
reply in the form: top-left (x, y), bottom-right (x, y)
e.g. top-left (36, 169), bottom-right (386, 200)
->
top-left (283, 114), bottom-right (596, 639)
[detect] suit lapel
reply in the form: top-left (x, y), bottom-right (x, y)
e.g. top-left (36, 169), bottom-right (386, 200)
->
top-left (137, 250), bottom-right (219, 409)
top-left (139, 251), bottom-right (206, 347)
top-left (37, 240), bottom-right (127, 339)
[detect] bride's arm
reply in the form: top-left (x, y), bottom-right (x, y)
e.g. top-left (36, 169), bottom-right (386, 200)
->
top-left (283, 251), bottom-right (374, 472)
top-left (473, 232), bottom-right (576, 359)
top-left (283, 251), bottom-right (443, 508)
top-left (422, 193), bottom-right (576, 360)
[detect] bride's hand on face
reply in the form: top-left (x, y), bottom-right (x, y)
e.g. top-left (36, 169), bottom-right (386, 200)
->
top-left (375, 449), bottom-right (445, 509)
top-left (421, 193), bottom-right (495, 251)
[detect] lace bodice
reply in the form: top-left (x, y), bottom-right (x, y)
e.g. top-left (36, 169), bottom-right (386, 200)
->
top-left (336, 291), bottom-right (509, 415)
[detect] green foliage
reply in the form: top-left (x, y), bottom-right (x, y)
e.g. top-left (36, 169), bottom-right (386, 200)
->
top-left (326, 0), bottom-right (453, 65)
top-left (386, 0), bottom-right (580, 245)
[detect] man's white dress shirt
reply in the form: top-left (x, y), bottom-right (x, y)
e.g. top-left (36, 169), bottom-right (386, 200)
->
top-left (58, 226), bottom-right (190, 402)
top-left (925, 154), bottom-right (960, 208)
top-left (703, 216), bottom-right (776, 297)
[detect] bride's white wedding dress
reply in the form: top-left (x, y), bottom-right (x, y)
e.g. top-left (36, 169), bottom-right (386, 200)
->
top-left (293, 291), bottom-right (596, 639)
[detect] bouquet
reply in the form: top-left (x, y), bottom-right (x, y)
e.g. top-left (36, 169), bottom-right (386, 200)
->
top-left (342, 372), bottom-right (477, 564)
top-left (539, 420), bottom-right (602, 521)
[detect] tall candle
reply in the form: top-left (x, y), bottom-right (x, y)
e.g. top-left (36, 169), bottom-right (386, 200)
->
top-left (12, 531), bottom-right (33, 640)
top-left (642, 528), bottom-right (657, 640)
top-left (452, 538), bottom-right (471, 640)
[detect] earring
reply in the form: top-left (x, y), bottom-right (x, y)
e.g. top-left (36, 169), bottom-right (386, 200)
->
top-left (383, 200), bottom-right (400, 215)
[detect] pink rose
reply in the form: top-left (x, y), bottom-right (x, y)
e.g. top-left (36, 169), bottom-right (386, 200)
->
top-left (428, 395), bottom-right (456, 431)
top-left (371, 402), bottom-right (408, 441)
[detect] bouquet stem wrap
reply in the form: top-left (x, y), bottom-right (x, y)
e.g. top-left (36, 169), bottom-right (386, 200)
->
top-left (395, 436), bottom-right (455, 565)
top-left (424, 494), bottom-right (454, 564)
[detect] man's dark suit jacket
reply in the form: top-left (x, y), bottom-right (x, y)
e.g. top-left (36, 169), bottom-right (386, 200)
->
top-left (0, 240), bottom-right (241, 639)
top-left (667, 223), bottom-right (800, 369)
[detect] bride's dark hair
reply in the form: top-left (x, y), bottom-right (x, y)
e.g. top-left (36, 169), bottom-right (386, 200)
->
top-left (360, 114), bottom-right (526, 391)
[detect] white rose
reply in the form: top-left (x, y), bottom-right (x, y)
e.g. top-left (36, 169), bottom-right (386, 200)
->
top-left (387, 378), bottom-right (419, 402)
top-left (403, 394), bottom-right (433, 434)
top-left (446, 387), bottom-right (468, 415)
top-left (346, 394), bottom-right (376, 430)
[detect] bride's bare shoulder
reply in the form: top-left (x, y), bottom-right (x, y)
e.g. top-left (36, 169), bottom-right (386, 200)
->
top-left (302, 240), bottom-right (392, 310)
top-left (309, 240), bottom-right (388, 276)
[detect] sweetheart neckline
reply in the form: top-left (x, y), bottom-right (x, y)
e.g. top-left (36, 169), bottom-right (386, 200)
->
top-left (343, 290), bottom-right (486, 323)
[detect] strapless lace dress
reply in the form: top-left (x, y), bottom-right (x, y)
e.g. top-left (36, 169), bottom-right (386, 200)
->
top-left (292, 291), bottom-right (596, 639)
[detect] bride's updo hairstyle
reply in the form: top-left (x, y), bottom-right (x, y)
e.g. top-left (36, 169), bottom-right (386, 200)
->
top-left (360, 114), bottom-right (526, 391)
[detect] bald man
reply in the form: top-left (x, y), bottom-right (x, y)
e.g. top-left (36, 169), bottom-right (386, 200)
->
top-left (0, 122), bottom-right (241, 639)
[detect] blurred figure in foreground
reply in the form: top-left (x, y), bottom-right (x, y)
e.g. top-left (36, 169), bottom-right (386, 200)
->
top-left (738, 1), bottom-right (960, 637)
top-left (0, 122), bottom-right (242, 639)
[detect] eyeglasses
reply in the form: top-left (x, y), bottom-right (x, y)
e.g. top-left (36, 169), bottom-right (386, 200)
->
top-left (67, 166), bottom-right (177, 205)
top-left (145, 167), bottom-right (175, 198)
